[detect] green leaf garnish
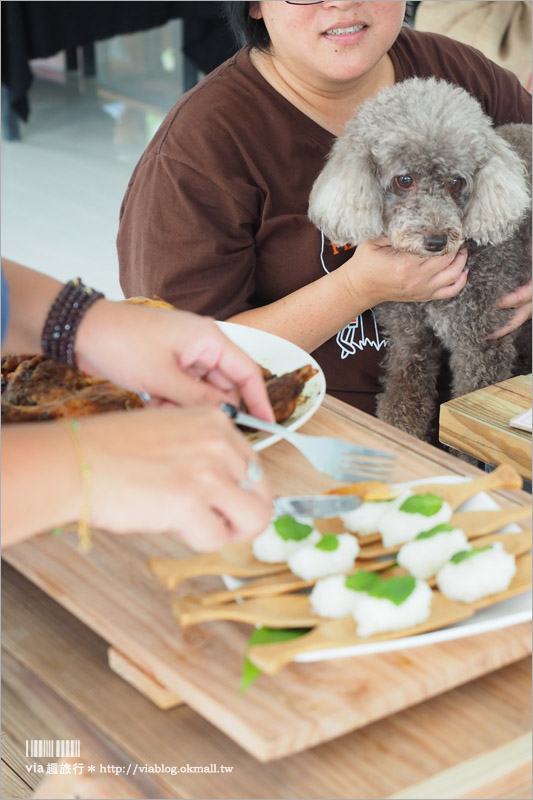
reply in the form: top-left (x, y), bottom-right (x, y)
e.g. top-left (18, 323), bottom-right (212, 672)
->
top-left (400, 493), bottom-right (443, 517)
top-left (415, 523), bottom-right (455, 540)
top-left (345, 571), bottom-right (380, 592)
top-left (315, 534), bottom-right (339, 552)
top-left (450, 545), bottom-right (492, 564)
top-left (368, 575), bottom-right (416, 605)
top-left (273, 516), bottom-right (313, 541)
top-left (240, 627), bottom-right (309, 693)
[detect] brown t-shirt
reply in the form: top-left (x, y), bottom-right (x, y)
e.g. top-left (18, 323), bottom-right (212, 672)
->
top-left (118, 27), bottom-right (531, 416)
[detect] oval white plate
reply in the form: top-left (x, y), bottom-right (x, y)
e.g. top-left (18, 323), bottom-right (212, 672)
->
top-left (217, 321), bottom-right (326, 451)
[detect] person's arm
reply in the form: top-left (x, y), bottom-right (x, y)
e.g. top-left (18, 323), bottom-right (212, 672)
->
top-left (229, 239), bottom-right (469, 353)
top-left (2, 259), bottom-right (64, 353)
top-left (1, 259), bottom-right (274, 419)
top-left (1, 407), bottom-right (273, 552)
top-left (1, 421), bottom-right (83, 547)
top-left (73, 299), bottom-right (274, 417)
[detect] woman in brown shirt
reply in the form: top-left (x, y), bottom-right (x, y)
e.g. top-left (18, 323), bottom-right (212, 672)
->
top-left (118, 1), bottom-right (531, 417)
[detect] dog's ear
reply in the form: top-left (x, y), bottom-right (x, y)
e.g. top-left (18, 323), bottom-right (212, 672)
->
top-left (308, 135), bottom-right (385, 246)
top-left (463, 133), bottom-right (530, 244)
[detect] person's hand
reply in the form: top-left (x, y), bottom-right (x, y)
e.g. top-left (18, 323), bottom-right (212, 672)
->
top-left (80, 406), bottom-right (274, 552)
top-left (75, 301), bottom-right (274, 420)
top-left (345, 239), bottom-right (469, 307)
top-left (487, 279), bottom-right (532, 340)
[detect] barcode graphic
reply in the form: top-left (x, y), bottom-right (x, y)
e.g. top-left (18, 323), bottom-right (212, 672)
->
top-left (25, 740), bottom-right (80, 758)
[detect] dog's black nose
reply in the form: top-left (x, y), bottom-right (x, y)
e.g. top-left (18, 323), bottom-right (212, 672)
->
top-left (424, 234), bottom-right (448, 252)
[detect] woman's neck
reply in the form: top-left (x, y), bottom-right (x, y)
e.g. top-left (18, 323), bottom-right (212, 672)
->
top-left (250, 49), bottom-right (395, 137)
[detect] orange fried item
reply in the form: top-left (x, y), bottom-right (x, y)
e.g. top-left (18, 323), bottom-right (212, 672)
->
top-left (1, 355), bottom-right (144, 422)
top-left (326, 481), bottom-right (394, 501)
top-left (265, 364), bottom-right (318, 423)
top-left (124, 296), bottom-right (176, 310)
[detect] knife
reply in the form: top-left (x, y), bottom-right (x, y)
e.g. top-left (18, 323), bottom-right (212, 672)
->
top-left (274, 494), bottom-right (362, 519)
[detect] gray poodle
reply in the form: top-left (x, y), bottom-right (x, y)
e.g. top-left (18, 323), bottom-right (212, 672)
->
top-left (309, 77), bottom-right (532, 442)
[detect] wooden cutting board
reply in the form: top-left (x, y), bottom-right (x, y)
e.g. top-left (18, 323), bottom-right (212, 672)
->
top-left (3, 395), bottom-right (532, 762)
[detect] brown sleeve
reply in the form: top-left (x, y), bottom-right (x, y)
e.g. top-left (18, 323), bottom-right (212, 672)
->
top-left (117, 153), bottom-right (258, 318)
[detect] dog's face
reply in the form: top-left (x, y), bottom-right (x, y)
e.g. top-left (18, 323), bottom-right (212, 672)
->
top-left (378, 148), bottom-right (474, 257)
top-left (308, 78), bottom-right (530, 252)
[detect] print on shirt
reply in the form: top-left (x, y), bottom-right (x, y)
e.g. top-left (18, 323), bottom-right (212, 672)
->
top-left (319, 231), bottom-right (387, 359)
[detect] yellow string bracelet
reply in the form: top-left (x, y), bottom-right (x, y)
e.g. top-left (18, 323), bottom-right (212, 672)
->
top-left (61, 419), bottom-right (92, 554)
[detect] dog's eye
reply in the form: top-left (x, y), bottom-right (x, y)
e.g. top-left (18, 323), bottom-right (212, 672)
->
top-left (449, 176), bottom-right (465, 195)
top-left (393, 175), bottom-right (414, 191)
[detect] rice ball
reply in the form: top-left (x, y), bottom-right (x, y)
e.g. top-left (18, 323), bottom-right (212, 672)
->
top-left (287, 533), bottom-right (360, 580)
top-left (353, 576), bottom-right (433, 637)
top-left (309, 571), bottom-right (380, 618)
top-left (397, 523), bottom-right (470, 579)
top-left (252, 515), bottom-right (321, 563)
top-left (379, 493), bottom-right (453, 548)
top-left (436, 542), bottom-right (517, 603)
top-left (340, 490), bottom-right (412, 535)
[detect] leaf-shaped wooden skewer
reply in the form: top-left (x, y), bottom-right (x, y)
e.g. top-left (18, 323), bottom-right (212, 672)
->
top-left (173, 593), bottom-right (321, 628)
top-left (471, 553), bottom-right (531, 609)
top-left (319, 463), bottom-right (525, 543)
top-left (196, 556), bottom-right (395, 606)
top-left (195, 529), bottom-right (531, 605)
top-left (148, 543), bottom-right (287, 590)
top-left (387, 530), bottom-right (532, 586)
top-left (245, 593), bottom-right (473, 674)
top-left (410, 463), bottom-right (522, 511)
top-left (246, 554), bottom-right (532, 675)
top-left (356, 506), bottom-right (532, 560)
top-left (173, 587), bottom-right (474, 630)
top-left (174, 546), bottom-right (532, 629)
top-left (149, 464), bottom-right (526, 588)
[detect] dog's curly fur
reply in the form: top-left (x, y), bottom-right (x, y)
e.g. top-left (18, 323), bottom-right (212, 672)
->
top-left (309, 77), bottom-right (532, 442)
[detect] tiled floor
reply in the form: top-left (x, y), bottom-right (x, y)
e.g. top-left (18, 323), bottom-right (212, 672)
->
top-left (2, 24), bottom-right (188, 299)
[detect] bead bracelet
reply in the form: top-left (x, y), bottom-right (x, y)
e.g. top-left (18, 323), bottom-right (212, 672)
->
top-left (41, 278), bottom-right (104, 368)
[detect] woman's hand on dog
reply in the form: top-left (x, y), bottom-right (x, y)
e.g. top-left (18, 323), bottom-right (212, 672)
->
top-left (345, 239), bottom-right (469, 306)
top-left (488, 278), bottom-right (533, 339)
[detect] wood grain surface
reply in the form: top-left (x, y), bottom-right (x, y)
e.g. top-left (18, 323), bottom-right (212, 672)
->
top-left (439, 374), bottom-right (532, 479)
top-left (2, 395), bottom-right (532, 762)
top-left (2, 565), bottom-right (532, 799)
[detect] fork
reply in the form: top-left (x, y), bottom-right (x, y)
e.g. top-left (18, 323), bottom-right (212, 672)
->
top-left (221, 403), bottom-right (396, 483)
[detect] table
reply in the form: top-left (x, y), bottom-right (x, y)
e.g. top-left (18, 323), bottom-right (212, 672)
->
top-left (439, 374), bottom-right (532, 481)
top-left (2, 394), bottom-right (532, 798)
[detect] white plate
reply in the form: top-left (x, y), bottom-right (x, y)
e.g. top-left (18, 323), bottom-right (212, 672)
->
top-left (295, 475), bottom-right (531, 662)
top-left (217, 321), bottom-right (326, 451)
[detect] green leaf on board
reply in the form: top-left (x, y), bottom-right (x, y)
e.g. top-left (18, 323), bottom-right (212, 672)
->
top-left (240, 627), bottom-right (310, 694)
